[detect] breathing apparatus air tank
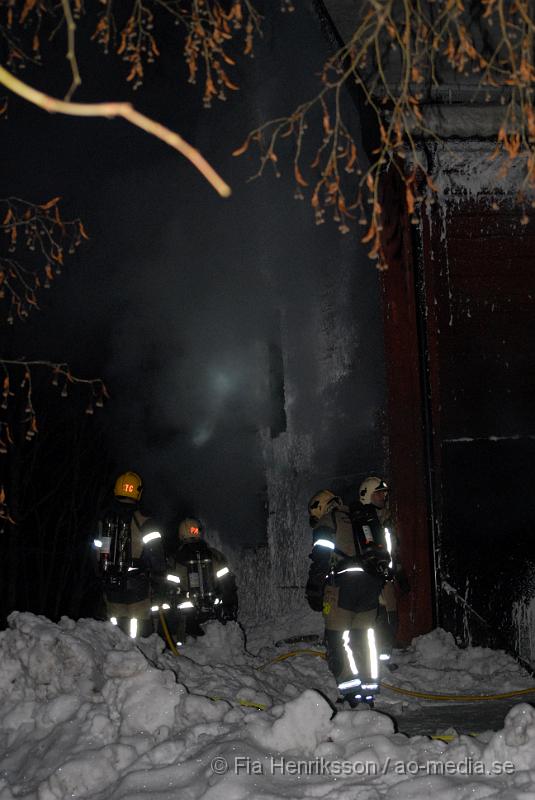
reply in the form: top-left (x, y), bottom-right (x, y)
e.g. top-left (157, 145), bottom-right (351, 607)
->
top-left (185, 550), bottom-right (216, 611)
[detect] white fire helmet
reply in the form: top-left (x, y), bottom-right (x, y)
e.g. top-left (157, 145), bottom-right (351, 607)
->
top-left (359, 476), bottom-right (388, 505)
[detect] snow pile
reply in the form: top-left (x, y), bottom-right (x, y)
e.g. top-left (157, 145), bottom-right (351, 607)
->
top-left (246, 689), bottom-right (332, 754)
top-left (1, 613), bottom-right (535, 799)
top-left (384, 627), bottom-right (533, 698)
top-left (482, 703), bottom-right (535, 771)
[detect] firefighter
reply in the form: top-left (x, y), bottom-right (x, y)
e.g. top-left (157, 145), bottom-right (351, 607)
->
top-left (93, 471), bottom-right (166, 639)
top-left (352, 476), bottom-right (408, 664)
top-left (165, 517), bottom-right (238, 640)
top-left (305, 489), bottom-right (387, 707)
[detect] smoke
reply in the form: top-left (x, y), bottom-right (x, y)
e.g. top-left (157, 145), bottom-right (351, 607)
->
top-left (5, 2), bottom-right (386, 550)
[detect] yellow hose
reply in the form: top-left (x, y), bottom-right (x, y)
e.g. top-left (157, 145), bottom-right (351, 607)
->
top-left (255, 649), bottom-right (327, 670)
top-left (257, 649), bottom-right (535, 702)
top-left (157, 615), bottom-right (264, 709)
top-left (381, 682), bottom-right (535, 702)
top-left (209, 695), bottom-right (267, 711)
top-left (158, 609), bottom-right (179, 657)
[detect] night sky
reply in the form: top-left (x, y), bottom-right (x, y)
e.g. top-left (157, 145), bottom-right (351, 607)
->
top-left (2, 2), bottom-right (385, 550)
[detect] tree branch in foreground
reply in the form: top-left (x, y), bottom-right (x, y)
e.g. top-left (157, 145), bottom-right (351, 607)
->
top-left (1, 196), bottom-right (88, 324)
top-left (0, 359), bottom-right (109, 522)
top-left (0, 64), bottom-right (231, 198)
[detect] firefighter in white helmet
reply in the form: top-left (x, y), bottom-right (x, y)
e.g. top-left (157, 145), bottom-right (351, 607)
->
top-left (93, 471), bottom-right (166, 639)
top-left (305, 489), bottom-right (386, 707)
top-left (165, 517), bottom-right (238, 640)
top-left (351, 476), bottom-right (409, 665)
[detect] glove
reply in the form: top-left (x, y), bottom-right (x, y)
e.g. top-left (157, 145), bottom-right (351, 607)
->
top-left (395, 570), bottom-right (411, 595)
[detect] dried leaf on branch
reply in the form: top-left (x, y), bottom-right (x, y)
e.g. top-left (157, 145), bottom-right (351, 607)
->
top-left (234, 0), bottom-right (535, 268)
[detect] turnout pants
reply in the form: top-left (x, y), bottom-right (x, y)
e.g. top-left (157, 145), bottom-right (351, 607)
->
top-left (324, 606), bottom-right (380, 702)
top-left (322, 573), bottom-right (383, 703)
top-left (105, 597), bottom-right (154, 639)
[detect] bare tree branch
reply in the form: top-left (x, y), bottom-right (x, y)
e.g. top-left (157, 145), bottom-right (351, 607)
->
top-left (60, 0), bottom-right (82, 102)
top-left (0, 64), bottom-right (231, 198)
top-left (236, 0), bottom-right (535, 268)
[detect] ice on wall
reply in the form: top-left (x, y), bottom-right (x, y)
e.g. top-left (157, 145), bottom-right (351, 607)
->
top-left (424, 140), bottom-right (534, 200)
top-left (512, 595), bottom-right (535, 668)
top-left (236, 242), bottom-right (373, 626)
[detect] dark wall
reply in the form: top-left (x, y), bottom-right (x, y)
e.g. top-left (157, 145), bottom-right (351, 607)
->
top-left (381, 143), bottom-right (535, 656)
top-left (418, 153), bottom-right (535, 661)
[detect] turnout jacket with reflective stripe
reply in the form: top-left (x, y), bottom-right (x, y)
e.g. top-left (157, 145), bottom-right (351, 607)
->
top-left (167, 540), bottom-right (238, 607)
top-left (308, 506), bottom-right (383, 613)
top-left (102, 507), bottom-right (166, 604)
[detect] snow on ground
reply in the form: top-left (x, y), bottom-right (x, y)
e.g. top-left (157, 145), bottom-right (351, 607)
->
top-left (383, 627), bottom-right (533, 696)
top-left (1, 611), bottom-right (535, 799)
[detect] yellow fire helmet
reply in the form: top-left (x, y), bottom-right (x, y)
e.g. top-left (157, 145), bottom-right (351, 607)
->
top-left (114, 471), bottom-right (143, 502)
top-left (178, 517), bottom-right (202, 540)
top-left (307, 489), bottom-right (342, 521)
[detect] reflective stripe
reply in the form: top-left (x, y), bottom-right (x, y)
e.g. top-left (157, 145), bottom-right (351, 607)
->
top-left (129, 618), bottom-right (138, 638)
top-left (127, 566), bottom-right (137, 572)
top-left (214, 598), bottom-right (221, 605)
top-left (379, 653), bottom-right (391, 661)
top-left (384, 527), bottom-right (393, 567)
top-left (166, 573), bottom-right (181, 584)
top-left (162, 603), bottom-right (170, 610)
top-left (342, 630), bottom-right (359, 676)
top-left (216, 566), bottom-right (229, 578)
top-left (178, 601), bottom-right (194, 609)
top-left (176, 641), bottom-right (183, 646)
top-left (361, 683), bottom-right (379, 690)
top-left (142, 531), bottom-right (161, 544)
top-left (94, 539), bottom-right (103, 548)
top-left (313, 538), bottom-right (335, 550)
top-left (337, 566), bottom-right (364, 574)
top-left (151, 605), bottom-right (159, 612)
top-left (367, 628), bottom-right (379, 680)
top-left (337, 677), bottom-right (362, 691)
top-left (110, 616), bottom-right (118, 626)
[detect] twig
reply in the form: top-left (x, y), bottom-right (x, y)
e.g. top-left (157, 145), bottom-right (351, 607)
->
top-left (0, 65), bottom-right (231, 198)
top-left (60, 0), bottom-right (82, 102)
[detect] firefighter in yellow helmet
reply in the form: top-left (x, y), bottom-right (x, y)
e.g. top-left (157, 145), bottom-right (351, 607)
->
top-left (165, 517), bottom-right (238, 640)
top-left (305, 489), bottom-right (386, 707)
top-left (93, 471), bottom-right (166, 639)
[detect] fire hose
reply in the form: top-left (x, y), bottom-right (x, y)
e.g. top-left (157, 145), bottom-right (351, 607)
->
top-left (255, 649), bottom-right (535, 702)
top-left (156, 615), bottom-right (535, 705)
top-left (158, 608), bottom-right (180, 656)
top-left (157, 609), bottom-right (267, 709)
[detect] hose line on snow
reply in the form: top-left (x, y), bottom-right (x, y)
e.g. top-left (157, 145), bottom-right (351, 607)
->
top-left (258, 649), bottom-right (535, 702)
top-left (255, 649), bottom-right (328, 670)
top-left (157, 616), bottom-right (265, 709)
top-left (380, 682), bottom-right (535, 702)
top-left (209, 695), bottom-right (267, 711)
top-left (158, 609), bottom-right (180, 656)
